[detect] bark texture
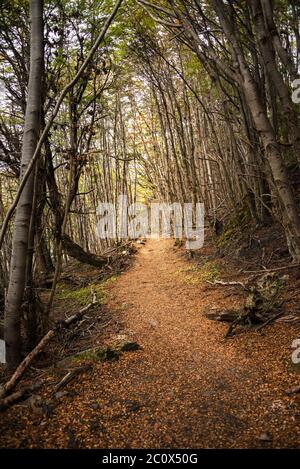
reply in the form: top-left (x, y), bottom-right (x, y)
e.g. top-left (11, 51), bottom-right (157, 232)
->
top-left (4, 0), bottom-right (44, 368)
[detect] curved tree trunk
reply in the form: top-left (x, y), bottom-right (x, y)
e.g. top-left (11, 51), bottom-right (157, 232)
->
top-left (62, 235), bottom-right (106, 267)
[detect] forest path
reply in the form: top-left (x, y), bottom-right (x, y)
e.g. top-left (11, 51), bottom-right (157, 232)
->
top-left (95, 239), bottom-right (299, 448)
top-left (2, 239), bottom-right (299, 448)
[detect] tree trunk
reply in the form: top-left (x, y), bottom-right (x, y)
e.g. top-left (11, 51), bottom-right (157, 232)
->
top-left (62, 234), bottom-right (107, 267)
top-left (253, 0), bottom-right (300, 168)
top-left (211, 0), bottom-right (300, 260)
top-left (4, 0), bottom-right (44, 368)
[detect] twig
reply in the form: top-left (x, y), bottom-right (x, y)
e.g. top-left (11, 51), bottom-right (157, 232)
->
top-left (54, 365), bottom-right (92, 392)
top-left (98, 319), bottom-right (112, 329)
top-left (254, 311), bottom-right (284, 331)
top-left (206, 279), bottom-right (246, 289)
top-left (0, 331), bottom-right (55, 399)
top-left (60, 301), bottom-right (97, 327)
top-left (243, 264), bottom-right (300, 274)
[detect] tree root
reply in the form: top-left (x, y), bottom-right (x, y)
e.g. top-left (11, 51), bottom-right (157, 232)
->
top-left (206, 273), bottom-right (286, 338)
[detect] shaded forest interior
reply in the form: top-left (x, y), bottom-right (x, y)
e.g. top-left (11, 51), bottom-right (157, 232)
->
top-left (1, 0), bottom-right (300, 449)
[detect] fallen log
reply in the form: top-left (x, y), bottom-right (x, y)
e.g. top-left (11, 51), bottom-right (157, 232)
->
top-left (60, 302), bottom-right (96, 327)
top-left (0, 381), bottom-right (43, 411)
top-left (204, 310), bottom-right (238, 322)
top-left (0, 331), bottom-right (55, 399)
top-left (62, 234), bottom-right (107, 267)
top-left (55, 365), bottom-right (92, 392)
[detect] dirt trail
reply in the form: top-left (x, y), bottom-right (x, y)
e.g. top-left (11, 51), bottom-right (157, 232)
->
top-left (1, 239), bottom-right (300, 448)
top-left (92, 239), bottom-right (300, 448)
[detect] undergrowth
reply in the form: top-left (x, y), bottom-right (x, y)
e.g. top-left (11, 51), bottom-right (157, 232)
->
top-left (181, 261), bottom-right (221, 284)
top-left (57, 275), bottom-right (118, 306)
top-left (217, 206), bottom-right (251, 248)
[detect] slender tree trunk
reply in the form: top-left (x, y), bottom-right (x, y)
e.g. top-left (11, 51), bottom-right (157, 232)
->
top-left (212, 0), bottom-right (300, 260)
top-left (4, 0), bottom-right (44, 368)
top-left (252, 0), bottom-right (300, 167)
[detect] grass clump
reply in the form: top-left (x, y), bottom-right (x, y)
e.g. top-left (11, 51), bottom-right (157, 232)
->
top-left (198, 261), bottom-right (221, 282)
top-left (57, 284), bottom-right (106, 306)
top-left (183, 261), bottom-right (221, 284)
top-left (57, 274), bottom-right (119, 306)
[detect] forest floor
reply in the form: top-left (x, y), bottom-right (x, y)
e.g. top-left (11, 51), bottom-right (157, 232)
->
top-left (1, 238), bottom-right (300, 448)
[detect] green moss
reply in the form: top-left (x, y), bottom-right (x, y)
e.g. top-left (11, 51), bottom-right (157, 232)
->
top-left (216, 206), bottom-right (251, 248)
top-left (198, 261), bottom-right (221, 282)
top-left (72, 346), bottom-right (120, 363)
top-left (177, 263), bottom-right (204, 275)
top-left (186, 265), bottom-right (202, 273)
top-left (57, 284), bottom-right (106, 306)
top-left (102, 275), bottom-right (118, 286)
top-left (184, 274), bottom-right (201, 285)
top-left (183, 261), bottom-right (221, 284)
top-left (216, 227), bottom-right (234, 247)
top-left (58, 285), bottom-right (95, 305)
top-left (57, 274), bottom-right (119, 306)
top-left (72, 349), bottom-right (94, 362)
